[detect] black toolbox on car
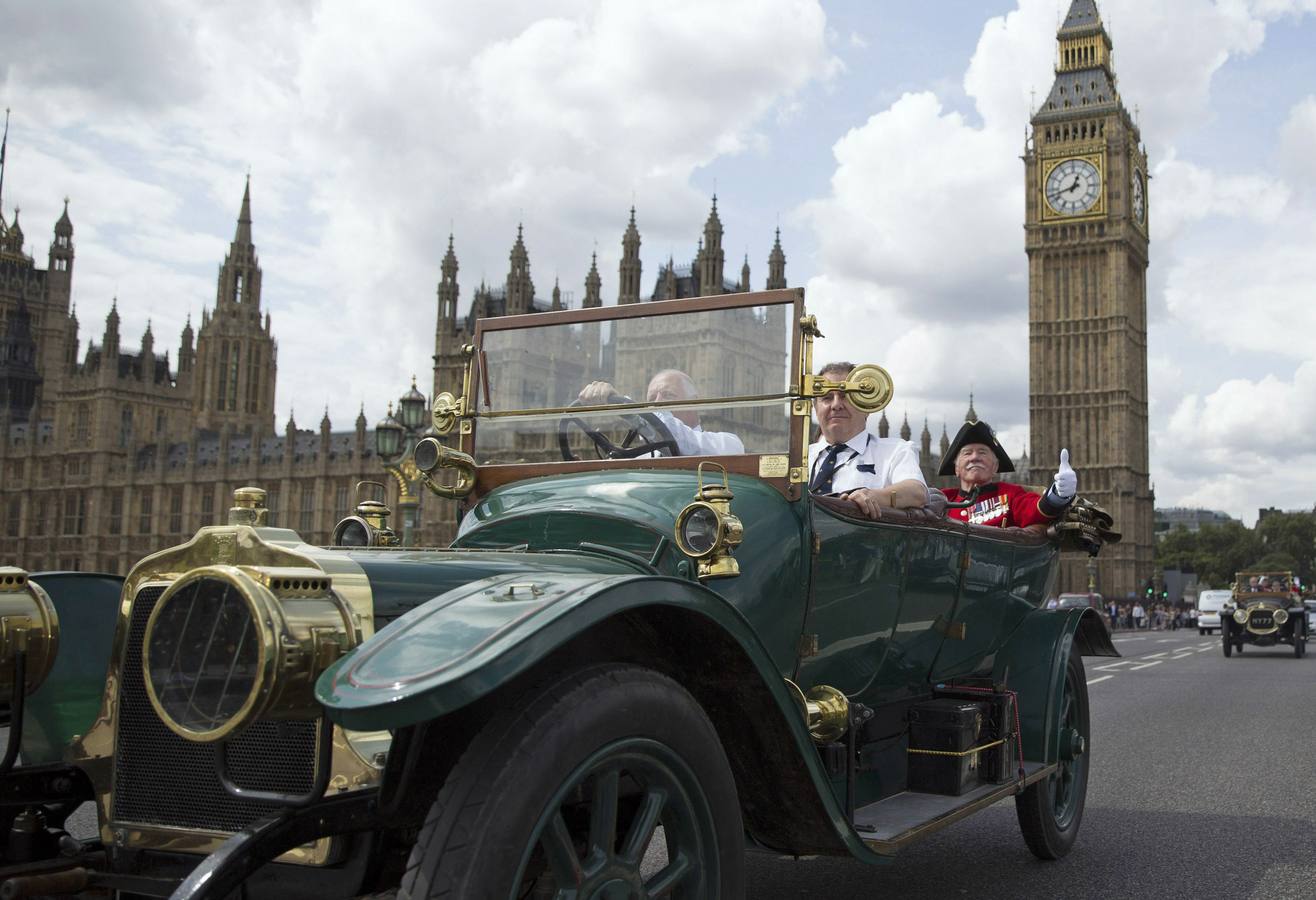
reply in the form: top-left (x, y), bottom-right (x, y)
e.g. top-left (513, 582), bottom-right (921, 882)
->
top-left (930, 687), bottom-right (1019, 785)
top-left (906, 699), bottom-right (989, 795)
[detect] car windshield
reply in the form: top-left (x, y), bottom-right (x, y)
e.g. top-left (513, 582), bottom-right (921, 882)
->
top-left (1057, 594), bottom-right (1095, 608)
top-left (1236, 573), bottom-right (1293, 594)
top-left (470, 296), bottom-right (797, 465)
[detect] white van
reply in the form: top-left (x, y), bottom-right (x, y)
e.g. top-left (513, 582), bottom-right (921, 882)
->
top-left (1197, 589), bottom-right (1232, 635)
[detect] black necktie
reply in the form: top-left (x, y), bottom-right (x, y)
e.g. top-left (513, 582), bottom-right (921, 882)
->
top-left (810, 443), bottom-right (846, 494)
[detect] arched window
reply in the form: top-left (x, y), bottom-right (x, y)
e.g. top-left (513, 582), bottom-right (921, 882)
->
top-left (217, 340), bottom-right (229, 409)
top-left (227, 343), bottom-right (241, 411)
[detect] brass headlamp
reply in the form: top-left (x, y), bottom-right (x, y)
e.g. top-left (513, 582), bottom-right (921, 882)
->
top-left (332, 481), bottom-right (399, 547)
top-left (674, 462), bottom-right (743, 580)
top-left (0, 568), bottom-right (60, 699)
top-left (142, 564), bottom-right (361, 743)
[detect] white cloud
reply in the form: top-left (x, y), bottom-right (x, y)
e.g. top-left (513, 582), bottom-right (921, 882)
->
top-left (1162, 217), bottom-right (1316, 356)
top-left (3, 0), bottom-right (838, 425)
top-left (1155, 359), bottom-right (1316, 522)
top-left (1151, 152), bottom-right (1289, 240)
top-left (1278, 94), bottom-right (1316, 202)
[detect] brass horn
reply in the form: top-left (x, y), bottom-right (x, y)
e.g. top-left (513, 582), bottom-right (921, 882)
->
top-left (785, 679), bottom-right (850, 744)
top-left (415, 437), bottom-right (477, 499)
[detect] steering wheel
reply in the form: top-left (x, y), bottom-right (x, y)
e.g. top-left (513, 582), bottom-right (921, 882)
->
top-left (558, 392), bottom-right (681, 461)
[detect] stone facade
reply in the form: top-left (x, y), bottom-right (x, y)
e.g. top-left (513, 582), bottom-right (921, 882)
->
top-left (0, 180), bottom-right (399, 573)
top-left (1025, 0), bottom-right (1156, 596)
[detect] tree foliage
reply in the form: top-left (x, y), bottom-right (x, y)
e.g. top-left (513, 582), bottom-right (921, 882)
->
top-left (1156, 512), bottom-right (1315, 589)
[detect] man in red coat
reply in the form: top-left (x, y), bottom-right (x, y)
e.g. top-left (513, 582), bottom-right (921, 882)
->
top-left (939, 419), bottom-right (1076, 528)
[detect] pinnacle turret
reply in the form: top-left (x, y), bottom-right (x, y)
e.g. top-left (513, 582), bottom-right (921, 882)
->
top-left (584, 252), bottom-right (602, 309)
top-left (619, 206), bottom-right (642, 304)
top-left (767, 227), bottom-right (787, 289)
top-left (235, 175), bottom-right (252, 244)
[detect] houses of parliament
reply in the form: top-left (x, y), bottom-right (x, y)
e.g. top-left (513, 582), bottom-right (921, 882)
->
top-left (0, 172), bottom-right (804, 572)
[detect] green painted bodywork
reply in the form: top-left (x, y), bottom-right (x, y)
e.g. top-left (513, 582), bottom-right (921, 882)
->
top-left (314, 468), bottom-right (1112, 864)
top-left (451, 471), bottom-right (811, 672)
top-left (319, 470), bottom-right (810, 721)
top-left (21, 573), bottom-right (123, 764)
top-left (339, 548), bottom-right (648, 627)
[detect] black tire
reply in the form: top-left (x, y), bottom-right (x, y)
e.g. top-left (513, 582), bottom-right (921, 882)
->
top-left (1222, 633), bottom-right (1232, 657)
top-left (1198, 628), bottom-right (1205, 636)
top-left (1294, 626), bottom-right (1304, 658)
top-left (1016, 646), bottom-right (1089, 860)
top-left (399, 664), bottom-right (744, 899)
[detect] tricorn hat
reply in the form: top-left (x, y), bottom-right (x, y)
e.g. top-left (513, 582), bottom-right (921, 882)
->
top-left (939, 419), bottom-right (1014, 476)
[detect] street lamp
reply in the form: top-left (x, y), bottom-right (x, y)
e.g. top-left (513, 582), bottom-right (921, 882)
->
top-left (374, 378), bottom-right (431, 546)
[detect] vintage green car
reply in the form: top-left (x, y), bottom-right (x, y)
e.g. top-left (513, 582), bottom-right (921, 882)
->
top-left (0, 289), bottom-right (1118, 899)
top-left (1221, 570), bottom-right (1308, 658)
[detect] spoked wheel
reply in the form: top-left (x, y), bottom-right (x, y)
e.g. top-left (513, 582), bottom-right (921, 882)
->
top-left (1016, 645), bottom-right (1089, 860)
top-left (399, 665), bottom-right (743, 899)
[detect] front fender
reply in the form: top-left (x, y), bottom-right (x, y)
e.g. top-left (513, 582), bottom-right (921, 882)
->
top-left (318, 572), bottom-right (775, 731)
top-left (990, 607), bottom-right (1116, 765)
top-left (317, 570), bottom-right (889, 861)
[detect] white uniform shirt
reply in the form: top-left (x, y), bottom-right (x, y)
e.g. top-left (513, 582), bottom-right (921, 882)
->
top-left (807, 431), bottom-right (926, 495)
top-left (657, 412), bottom-right (745, 456)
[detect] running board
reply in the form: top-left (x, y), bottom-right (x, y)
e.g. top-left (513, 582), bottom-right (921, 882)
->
top-left (854, 762), bottom-right (1056, 856)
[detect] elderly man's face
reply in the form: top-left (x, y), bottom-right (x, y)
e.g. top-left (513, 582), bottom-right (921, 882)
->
top-left (954, 442), bottom-right (999, 489)
top-left (646, 372), bottom-right (698, 427)
top-left (813, 385), bottom-right (865, 445)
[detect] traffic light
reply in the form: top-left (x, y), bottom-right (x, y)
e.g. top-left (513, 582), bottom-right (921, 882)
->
top-left (1144, 577), bottom-right (1153, 598)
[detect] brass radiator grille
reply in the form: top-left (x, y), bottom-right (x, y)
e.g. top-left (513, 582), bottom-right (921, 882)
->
top-left (112, 584), bottom-right (320, 833)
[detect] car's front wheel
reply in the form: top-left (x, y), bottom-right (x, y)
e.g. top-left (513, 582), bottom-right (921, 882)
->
top-left (1015, 646), bottom-right (1089, 860)
top-left (399, 664), bottom-right (744, 899)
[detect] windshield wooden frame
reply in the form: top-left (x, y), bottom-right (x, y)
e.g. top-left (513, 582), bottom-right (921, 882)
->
top-left (463, 288), bottom-right (806, 500)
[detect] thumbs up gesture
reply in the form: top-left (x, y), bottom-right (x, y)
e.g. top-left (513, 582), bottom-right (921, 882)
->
top-left (1053, 448), bottom-right (1077, 500)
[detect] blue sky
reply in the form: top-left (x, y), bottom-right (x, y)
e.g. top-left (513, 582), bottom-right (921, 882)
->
top-left (2, 0), bottom-right (1315, 523)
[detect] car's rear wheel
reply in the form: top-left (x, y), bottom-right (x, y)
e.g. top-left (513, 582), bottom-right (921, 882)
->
top-left (1198, 628), bottom-right (1205, 636)
top-left (1016, 646), bottom-right (1089, 860)
top-left (398, 664), bottom-right (744, 899)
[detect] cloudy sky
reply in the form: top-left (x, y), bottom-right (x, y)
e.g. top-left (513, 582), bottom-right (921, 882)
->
top-left (2, 0), bottom-right (1314, 524)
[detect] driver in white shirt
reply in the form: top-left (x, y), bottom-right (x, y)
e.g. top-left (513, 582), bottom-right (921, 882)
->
top-left (577, 369), bottom-right (745, 456)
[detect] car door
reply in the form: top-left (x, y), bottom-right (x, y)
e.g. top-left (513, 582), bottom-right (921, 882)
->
top-left (795, 501), bottom-right (958, 707)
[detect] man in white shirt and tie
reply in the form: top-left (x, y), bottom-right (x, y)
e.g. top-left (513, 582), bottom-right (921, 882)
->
top-left (808, 361), bottom-right (928, 520)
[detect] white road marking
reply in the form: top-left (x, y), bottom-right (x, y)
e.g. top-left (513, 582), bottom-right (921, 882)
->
top-left (1171, 653), bottom-right (1194, 660)
top-left (1196, 645), bottom-right (1214, 653)
top-left (1129, 660), bottom-right (1163, 670)
top-left (1143, 652), bottom-right (1168, 659)
top-left (1156, 639), bottom-right (1175, 643)
top-left (1094, 660), bottom-right (1134, 670)
top-left (1086, 675), bottom-right (1114, 685)
top-left (1113, 636), bottom-right (1147, 642)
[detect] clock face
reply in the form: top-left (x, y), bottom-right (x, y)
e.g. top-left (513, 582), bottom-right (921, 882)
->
top-left (1045, 158), bottom-right (1102, 215)
top-left (1132, 169), bottom-right (1146, 224)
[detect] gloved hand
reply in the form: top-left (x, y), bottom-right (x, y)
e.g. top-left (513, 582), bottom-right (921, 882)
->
top-left (1052, 448), bottom-right (1077, 500)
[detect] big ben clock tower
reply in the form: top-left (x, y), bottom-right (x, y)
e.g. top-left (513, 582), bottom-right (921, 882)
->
top-left (1025, 0), bottom-right (1154, 598)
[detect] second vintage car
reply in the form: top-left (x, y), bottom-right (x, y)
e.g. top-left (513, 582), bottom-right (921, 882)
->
top-left (1221, 570), bottom-right (1308, 657)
